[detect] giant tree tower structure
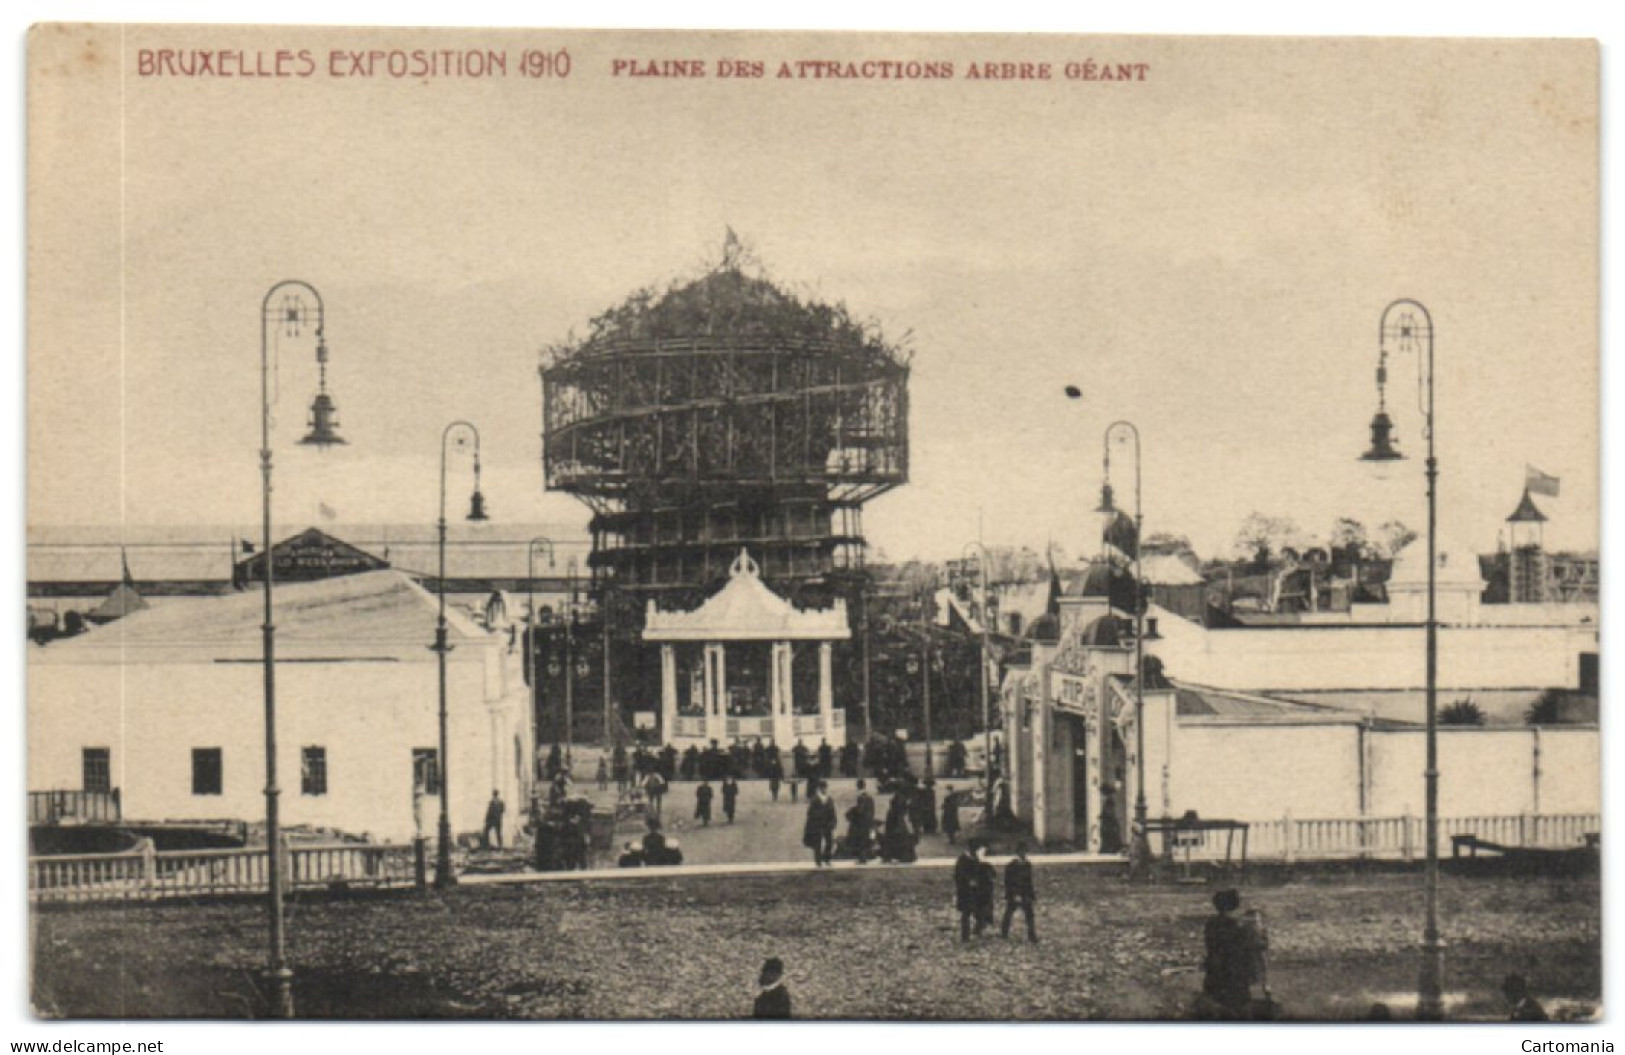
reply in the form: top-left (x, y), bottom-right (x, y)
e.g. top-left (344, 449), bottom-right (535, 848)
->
top-left (541, 252), bottom-right (910, 614)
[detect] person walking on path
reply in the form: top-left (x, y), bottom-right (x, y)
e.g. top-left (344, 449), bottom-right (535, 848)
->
top-left (695, 779), bottom-right (715, 827)
top-left (482, 790), bottom-right (506, 850)
top-left (767, 752), bottom-right (783, 802)
top-left (1000, 841), bottom-right (1038, 942)
top-left (643, 769), bottom-right (667, 821)
top-left (1198, 888), bottom-right (1262, 1020)
top-left (847, 779), bottom-right (876, 864)
top-left (752, 957), bottom-right (792, 1019)
top-left (613, 744), bottom-right (629, 792)
top-left (941, 786), bottom-right (960, 845)
top-left (804, 780), bottom-right (837, 867)
top-left (954, 840), bottom-right (988, 942)
top-left (596, 757), bottom-right (610, 792)
top-left (722, 775), bottom-right (740, 824)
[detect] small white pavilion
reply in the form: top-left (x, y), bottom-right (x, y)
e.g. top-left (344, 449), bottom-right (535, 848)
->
top-left (643, 550), bottom-right (850, 748)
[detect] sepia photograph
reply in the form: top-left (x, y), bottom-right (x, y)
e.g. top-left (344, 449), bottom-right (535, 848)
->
top-left (17, 14), bottom-right (1604, 1036)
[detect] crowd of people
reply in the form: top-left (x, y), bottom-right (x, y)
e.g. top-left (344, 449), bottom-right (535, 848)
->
top-left (542, 735), bottom-right (997, 792)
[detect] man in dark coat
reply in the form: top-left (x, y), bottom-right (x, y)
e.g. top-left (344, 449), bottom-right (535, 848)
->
top-left (974, 848), bottom-right (997, 932)
top-left (941, 785), bottom-right (961, 844)
top-left (912, 777), bottom-right (938, 835)
top-left (752, 957), bottom-right (792, 1019)
top-left (612, 745), bottom-right (630, 792)
top-left (948, 739), bottom-right (967, 778)
top-left (954, 841), bottom-right (988, 941)
top-left (847, 780), bottom-right (876, 864)
top-left (792, 741), bottom-right (810, 780)
top-left (767, 752), bottom-right (783, 802)
top-left (695, 779), bottom-right (714, 827)
top-left (1200, 888), bottom-right (1260, 1020)
top-left (681, 746), bottom-right (699, 781)
top-left (1000, 840), bottom-right (1037, 942)
top-left (816, 739), bottom-right (833, 780)
top-left (721, 775), bottom-right (740, 823)
top-left (482, 790), bottom-right (506, 850)
top-left (660, 744), bottom-right (678, 780)
top-left (882, 788), bottom-right (918, 863)
top-left (803, 781), bottom-right (837, 867)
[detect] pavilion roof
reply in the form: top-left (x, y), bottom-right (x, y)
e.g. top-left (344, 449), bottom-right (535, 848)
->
top-left (642, 549), bottom-right (850, 642)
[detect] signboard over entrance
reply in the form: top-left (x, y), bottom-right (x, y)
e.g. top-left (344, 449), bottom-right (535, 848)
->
top-left (236, 528), bottom-right (390, 584)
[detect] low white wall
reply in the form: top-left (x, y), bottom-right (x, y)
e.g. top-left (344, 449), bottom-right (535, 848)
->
top-left (1166, 721), bottom-right (1598, 823)
top-left (28, 652), bottom-right (526, 844)
top-left (1169, 722), bottom-right (1363, 821)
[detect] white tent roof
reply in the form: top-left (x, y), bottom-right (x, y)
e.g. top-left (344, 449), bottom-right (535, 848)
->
top-left (44, 569), bottom-right (490, 653)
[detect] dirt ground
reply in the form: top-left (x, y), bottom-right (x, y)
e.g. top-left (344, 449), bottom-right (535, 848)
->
top-left (30, 865), bottom-right (1599, 1022)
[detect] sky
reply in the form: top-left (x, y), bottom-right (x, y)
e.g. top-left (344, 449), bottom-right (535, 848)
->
top-left (27, 27), bottom-right (1600, 567)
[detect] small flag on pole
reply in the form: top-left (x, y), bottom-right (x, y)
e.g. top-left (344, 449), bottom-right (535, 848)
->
top-left (120, 547), bottom-right (136, 588)
top-left (318, 500), bottom-right (338, 521)
top-left (1525, 465), bottom-right (1561, 498)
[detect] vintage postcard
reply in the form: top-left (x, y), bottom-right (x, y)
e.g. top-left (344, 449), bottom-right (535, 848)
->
top-left (24, 24), bottom-right (1599, 1027)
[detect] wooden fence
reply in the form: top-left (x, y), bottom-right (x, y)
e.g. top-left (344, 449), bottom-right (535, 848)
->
top-left (1162, 811), bottom-right (1599, 862)
top-left (30, 839), bottom-right (420, 904)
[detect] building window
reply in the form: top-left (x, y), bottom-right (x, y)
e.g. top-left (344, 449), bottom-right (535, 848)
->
top-left (82, 748), bottom-right (111, 794)
top-left (191, 748), bottom-right (222, 796)
top-left (413, 748), bottom-right (440, 796)
top-left (301, 746), bottom-right (328, 796)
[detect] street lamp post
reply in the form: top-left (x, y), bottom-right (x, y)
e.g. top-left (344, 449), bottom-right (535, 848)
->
top-left (434, 421), bottom-right (488, 890)
top-left (1359, 299), bottom-right (1442, 1019)
top-left (527, 538), bottom-right (555, 787)
top-left (961, 542), bottom-right (994, 800)
top-left (258, 280), bottom-right (348, 1018)
top-left (565, 555), bottom-right (577, 770)
top-left (920, 591), bottom-right (934, 778)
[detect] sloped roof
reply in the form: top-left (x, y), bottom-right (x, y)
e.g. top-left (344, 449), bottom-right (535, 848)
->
top-left (1140, 553), bottom-right (1206, 586)
top-left (1173, 681), bottom-right (1379, 722)
top-left (1506, 488), bottom-right (1549, 524)
top-left (49, 569), bottom-right (489, 651)
top-left (88, 583), bottom-right (149, 622)
top-left (643, 550), bottom-right (849, 641)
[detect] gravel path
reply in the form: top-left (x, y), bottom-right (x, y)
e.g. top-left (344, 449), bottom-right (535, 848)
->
top-left (31, 867), bottom-right (1598, 1021)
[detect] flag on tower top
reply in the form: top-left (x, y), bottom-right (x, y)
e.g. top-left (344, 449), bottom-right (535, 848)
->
top-left (1525, 465), bottom-right (1561, 498)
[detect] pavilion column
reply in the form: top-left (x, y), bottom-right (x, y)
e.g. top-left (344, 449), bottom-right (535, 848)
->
top-left (710, 643), bottom-right (728, 744)
top-left (1086, 678), bottom-right (1106, 854)
top-left (1031, 677), bottom-right (1049, 845)
top-left (818, 641), bottom-right (834, 739)
top-left (661, 644), bottom-right (677, 743)
top-left (770, 642), bottom-right (792, 747)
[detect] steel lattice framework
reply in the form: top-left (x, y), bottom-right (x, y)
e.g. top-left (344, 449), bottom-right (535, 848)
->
top-left (541, 265), bottom-right (909, 605)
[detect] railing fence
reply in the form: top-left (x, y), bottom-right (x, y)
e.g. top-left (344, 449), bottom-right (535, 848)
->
top-left (1162, 811), bottom-right (1599, 862)
top-left (31, 839), bottom-right (419, 904)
